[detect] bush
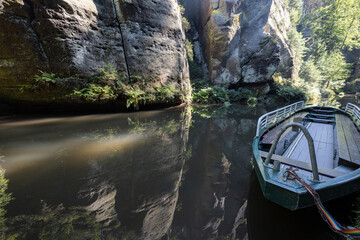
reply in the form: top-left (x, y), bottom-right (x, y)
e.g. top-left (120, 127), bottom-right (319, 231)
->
top-left (155, 84), bottom-right (180, 102)
top-left (227, 88), bottom-right (254, 102)
top-left (191, 77), bottom-right (210, 90)
top-left (227, 89), bottom-right (242, 102)
top-left (192, 86), bottom-right (229, 104)
top-left (71, 65), bottom-right (183, 108)
top-left (192, 85), bottom-right (256, 104)
top-left (72, 84), bottom-right (117, 102)
top-left (276, 84), bottom-right (307, 102)
top-left (182, 17), bottom-right (190, 32)
top-left (125, 86), bottom-right (147, 110)
top-left (96, 64), bottom-right (125, 87)
top-left (71, 64), bottom-right (125, 103)
top-left (0, 168), bottom-right (12, 231)
top-left (32, 71), bottom-right (79, 89)
top-left (34, 71), bottom-right (58, 84)
top-left (23, 64), bottom-right (186, 109)
top-left (238, 88), bottom-right (254, 99)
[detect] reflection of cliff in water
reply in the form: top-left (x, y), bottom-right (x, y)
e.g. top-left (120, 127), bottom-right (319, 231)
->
top-left (3, 107), bottom-right (191, 239)
top-left (79, 108), bottom-right (191, 239)
top-left (172, 105), bottom-right (267, 240)
top-left (3, 104), bottom-right (277, 240)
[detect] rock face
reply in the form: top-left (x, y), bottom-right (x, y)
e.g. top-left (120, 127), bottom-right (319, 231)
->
top-left (0, 0), bottom-right (189, 106)
top-left (184, 0), bottom-right (296, 93)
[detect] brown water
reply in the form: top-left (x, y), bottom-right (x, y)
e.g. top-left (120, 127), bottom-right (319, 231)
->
top-left (0, 104), bottom-right (356, 239)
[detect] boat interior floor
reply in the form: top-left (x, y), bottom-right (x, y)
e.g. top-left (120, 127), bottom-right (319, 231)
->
top-left (283, 122), bottom-right (334, 169)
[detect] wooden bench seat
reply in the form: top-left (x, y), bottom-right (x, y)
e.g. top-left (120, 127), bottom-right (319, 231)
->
top-left (335, 114), bottom-right (360, 168)
top-left (260, 151), bottom-right (346, 178)
top-left (308, 113), bottom-right (335, 118)
top-left (305, 117), bottom-right (335, 123)
top-left (312, 109), bottom-right (335, 113)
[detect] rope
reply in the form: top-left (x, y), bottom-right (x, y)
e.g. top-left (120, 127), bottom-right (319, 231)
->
top-left (286, 169), bottom-right (360, 238)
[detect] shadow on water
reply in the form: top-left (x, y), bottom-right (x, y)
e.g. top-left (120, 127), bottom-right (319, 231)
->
top-left (0, 103), bottom-right (358, 239)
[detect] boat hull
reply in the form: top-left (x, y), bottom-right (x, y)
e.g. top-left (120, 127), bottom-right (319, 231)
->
top-left (253, 153), bottom-right (360, 210)
top-left (253, 105), bottom-right (360, 210)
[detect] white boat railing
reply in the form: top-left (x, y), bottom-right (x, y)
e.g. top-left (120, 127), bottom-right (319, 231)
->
top-left (345, 103), bottom-right (360, 126)
top-left (256, 101), bottom-right (305, 137)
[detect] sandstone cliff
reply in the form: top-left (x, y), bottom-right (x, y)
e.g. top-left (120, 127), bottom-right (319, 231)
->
top-left (184, 0), bottom-right (297, 94)
top-left (0, 0), bottom-right (190, 109)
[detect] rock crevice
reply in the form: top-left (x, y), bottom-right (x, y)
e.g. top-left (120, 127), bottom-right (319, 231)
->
top-left (112, 0), bottom-right (130, 79)
top-left (23, 0), bottom-right (50, 69)
top-left (184, 0), bottom-right (296, 93)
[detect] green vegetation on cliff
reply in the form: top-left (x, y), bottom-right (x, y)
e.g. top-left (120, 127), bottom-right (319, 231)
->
top-left (21, 65), bottom-right (185, 110)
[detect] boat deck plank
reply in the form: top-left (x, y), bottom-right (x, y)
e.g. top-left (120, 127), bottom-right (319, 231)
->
top-left (336, 114), bottom-right (360, 167)
top-left (286, 123), bottom-right (334, 169)
top-left (259, 151), bottom-right (345, 178)
top-left (336, 115), bottom-right (351, 163)
top-left (261, 112), bottom-right (308, 145)
top-left (351, 122), bottom-right (360, 150)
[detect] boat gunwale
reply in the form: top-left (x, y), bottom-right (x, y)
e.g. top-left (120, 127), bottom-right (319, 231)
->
top-left (256, 101), bottom-right (305, 137)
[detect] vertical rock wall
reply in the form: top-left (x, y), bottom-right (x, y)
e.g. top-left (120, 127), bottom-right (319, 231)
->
top-left (184, 0), bottom-right (296, 93)
top-left (114, 0), bottom-right (189, 87)
top-left (0, 0), bottom-right (190, 106)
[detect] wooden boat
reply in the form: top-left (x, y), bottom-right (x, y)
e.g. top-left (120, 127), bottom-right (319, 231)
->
top-left (252, 101), bottom-right (360, 210)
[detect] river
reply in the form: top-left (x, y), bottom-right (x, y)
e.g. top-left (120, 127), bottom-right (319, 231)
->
top-left (0, 103), bottom-right (356, 239)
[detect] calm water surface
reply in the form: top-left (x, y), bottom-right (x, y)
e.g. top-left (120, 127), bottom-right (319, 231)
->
top-left (0, 104), bottom-right (356, 239)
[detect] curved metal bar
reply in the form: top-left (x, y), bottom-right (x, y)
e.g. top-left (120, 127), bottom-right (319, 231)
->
top-left (264, 122), bottom-right (319, 181)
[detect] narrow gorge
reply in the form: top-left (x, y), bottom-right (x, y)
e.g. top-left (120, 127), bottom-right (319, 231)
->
top-left (0, 0), bottom-right (302, 111)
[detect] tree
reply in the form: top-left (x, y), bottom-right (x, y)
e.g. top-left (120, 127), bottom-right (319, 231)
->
top-left (318, 50), bottom-right (352, 91)
top-left (307, 0), bottom-right (360, 53)
top-left (300, 0), bottom-right (359, 96)
top-left (300, 58), bottom-right (323, 85)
